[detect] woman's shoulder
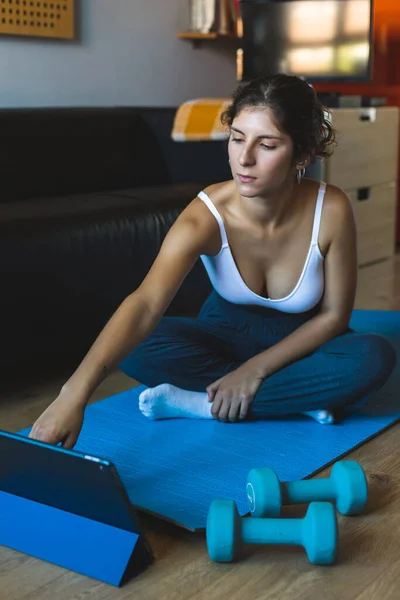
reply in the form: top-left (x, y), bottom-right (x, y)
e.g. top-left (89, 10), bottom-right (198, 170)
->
top-left (303, 178), bottom-right (352, 215)
top-left (200, 180), bottom-right (236, 206)
top-left (323, 182), bottom-right (354, 219)
top-left (183, 179), bottom-right (235, 220)
top-left (317, 181), bottom-right (356, 243)
top-left (173, 180), bottom-right (235, 254)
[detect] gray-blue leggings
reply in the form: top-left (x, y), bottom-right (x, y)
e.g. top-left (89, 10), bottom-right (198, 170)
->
top-left (119, 291), bottom-right (396, 418)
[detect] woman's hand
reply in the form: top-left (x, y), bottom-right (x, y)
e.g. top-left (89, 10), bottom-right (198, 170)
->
top-left (29, 391), bottom-right (86, 449)
top-left (206, 362), bottom-right (264, 422)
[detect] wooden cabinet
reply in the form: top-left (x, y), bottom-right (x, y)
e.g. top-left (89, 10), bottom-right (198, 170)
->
top-left (347, 182), bottom-right (397, 266)
top-left (322, 107), bottom-right (399, 266)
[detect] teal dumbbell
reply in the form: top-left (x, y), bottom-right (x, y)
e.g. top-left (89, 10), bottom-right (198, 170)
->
top-left (246, 460), bottom-right (368, 518)
top-left (207, 499), bottom-right (337, 565)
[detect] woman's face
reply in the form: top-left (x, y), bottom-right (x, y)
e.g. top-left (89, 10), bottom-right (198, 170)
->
top-left (228, 107), bottom-right (297, 197)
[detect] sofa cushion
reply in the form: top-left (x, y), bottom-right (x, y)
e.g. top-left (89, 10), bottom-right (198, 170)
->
top-left (0, 182), bottom-right (210, 225)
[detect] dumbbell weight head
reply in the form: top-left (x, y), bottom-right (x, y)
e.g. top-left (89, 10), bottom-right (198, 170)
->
top-left (330, 460), bottom-right (368, 515)
top-left (302, 502), bottom-right (338, 565)
top-left (206, 499), bottom-right (241, 562)
top-left (246, 467), bottom-right (282, 517)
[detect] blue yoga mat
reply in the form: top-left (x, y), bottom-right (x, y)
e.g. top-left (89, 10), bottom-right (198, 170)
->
top-left (24, 310), bottom-right (400, 531)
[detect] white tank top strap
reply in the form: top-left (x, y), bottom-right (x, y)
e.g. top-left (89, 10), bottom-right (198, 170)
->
top-left (311, 182), bottom-right (327, 245)
top-left (197, 191), bottom-right (229, 248)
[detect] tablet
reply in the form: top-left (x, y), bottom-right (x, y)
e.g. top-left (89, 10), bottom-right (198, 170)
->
top-left (0, 429), bottom-right (153, 563)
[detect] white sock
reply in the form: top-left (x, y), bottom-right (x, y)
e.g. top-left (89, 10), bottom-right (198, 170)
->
top-left (138, 383), bottom-right (336, 424)
top-left (302, 410), bottom-right (335, 425)
top-left (139, 383), bottom-right (213, 420)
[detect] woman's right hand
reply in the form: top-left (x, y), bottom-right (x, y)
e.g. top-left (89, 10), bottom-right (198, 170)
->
top-left (29, 393), bottom-right (86, 449)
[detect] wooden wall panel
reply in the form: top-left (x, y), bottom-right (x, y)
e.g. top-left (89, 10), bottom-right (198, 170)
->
top-left (0, 0), bottom-right (74, 39)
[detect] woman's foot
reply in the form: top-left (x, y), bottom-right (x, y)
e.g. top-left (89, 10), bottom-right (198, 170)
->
top-left (138, 383), bottom-right (340, 425)
top-left (139, 383), bottom-right (212, 420)
top-left (302, 409), bottom-right (336, 425)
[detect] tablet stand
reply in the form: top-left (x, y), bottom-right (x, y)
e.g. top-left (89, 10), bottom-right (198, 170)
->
top-left (0, 489), bottom-right (152, 586)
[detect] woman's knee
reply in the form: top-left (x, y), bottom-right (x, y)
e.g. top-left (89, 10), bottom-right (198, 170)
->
top-left (118, 318), bottom-right (177, 382)
top-left (119, 340), bottom-right (157, 382)
top-left (118, 316), bottom-right (227, 386)
top-left (352, 333), bottom-right (396, 389)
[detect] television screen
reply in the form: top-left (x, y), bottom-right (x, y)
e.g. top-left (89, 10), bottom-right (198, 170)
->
top-left (238, 0), bottom-right (373, 82)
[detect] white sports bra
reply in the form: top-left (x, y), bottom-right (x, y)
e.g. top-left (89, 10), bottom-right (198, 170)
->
top-left (198, 182), bottom-right (326, 313)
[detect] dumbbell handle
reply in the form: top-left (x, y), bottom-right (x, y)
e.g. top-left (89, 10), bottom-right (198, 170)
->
top-left (283, 479), bottom-right (336, 504)
top-left (241, 518), bottom-right (303, 547)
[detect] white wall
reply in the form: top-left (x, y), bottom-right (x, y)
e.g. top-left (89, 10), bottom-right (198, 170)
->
top-left (0, 0), bottom-right (238, 108)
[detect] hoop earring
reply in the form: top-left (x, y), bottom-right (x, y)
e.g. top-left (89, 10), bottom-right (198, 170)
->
top-left (296, 167), bottom-right (306, 184)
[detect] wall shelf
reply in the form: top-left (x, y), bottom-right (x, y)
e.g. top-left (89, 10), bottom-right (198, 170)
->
top-left (177, 31), bottom-right (239, 48)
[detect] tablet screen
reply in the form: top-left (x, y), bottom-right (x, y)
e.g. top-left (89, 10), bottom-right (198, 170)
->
top-left (0, 430), bottom-right (143, 534)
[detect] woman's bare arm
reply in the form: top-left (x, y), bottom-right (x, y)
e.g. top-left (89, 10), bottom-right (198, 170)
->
top-left (28, 198), bottom-right (217, 446)
top-left (62, 199), bottom-right (217, 404)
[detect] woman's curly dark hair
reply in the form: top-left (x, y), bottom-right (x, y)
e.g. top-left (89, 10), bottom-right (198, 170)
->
top-left (221, 73), bottom-right (337, 162)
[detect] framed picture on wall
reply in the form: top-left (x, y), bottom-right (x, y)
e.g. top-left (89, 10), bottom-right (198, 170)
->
top-left (0, 0), bottom-right (75, 40)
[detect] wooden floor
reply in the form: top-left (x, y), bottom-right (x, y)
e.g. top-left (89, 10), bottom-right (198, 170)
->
top-left (1, 256), bottom-right (400, 600)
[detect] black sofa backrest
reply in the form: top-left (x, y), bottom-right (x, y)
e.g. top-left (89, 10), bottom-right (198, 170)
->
top-left (0, 107), bottom-right (232, 204)
top-left (0, 108), bottom-right (159, 203)
top-left (136, 108), bottom-right (231, 185)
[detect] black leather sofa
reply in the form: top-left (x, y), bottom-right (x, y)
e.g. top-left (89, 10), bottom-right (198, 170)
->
top-left (0, 107), bottom-right (232, 380)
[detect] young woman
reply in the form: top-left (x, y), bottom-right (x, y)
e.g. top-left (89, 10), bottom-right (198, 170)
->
top-left (29, 74), bottom-right (396, 449)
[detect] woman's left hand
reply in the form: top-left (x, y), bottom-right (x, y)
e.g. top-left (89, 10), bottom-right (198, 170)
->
top-left (206, 362), bottom-right (264, 422)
